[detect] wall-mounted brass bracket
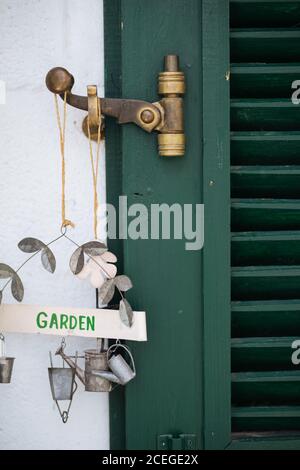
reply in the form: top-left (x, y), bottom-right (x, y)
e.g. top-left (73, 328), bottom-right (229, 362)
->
top-left (45, 55), bottom-right (185, 157)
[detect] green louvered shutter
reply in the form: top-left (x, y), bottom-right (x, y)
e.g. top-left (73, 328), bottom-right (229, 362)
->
top-left (230, 0), bottom-right (300, 435)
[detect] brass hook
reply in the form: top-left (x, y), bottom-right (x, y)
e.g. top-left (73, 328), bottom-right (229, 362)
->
top-left (82, 85), bottom-right (103, 141)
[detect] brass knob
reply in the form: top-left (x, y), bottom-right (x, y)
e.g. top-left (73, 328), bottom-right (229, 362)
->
top-left (158, 55), bottom-right (185, 96)
top-left (45, 67), bottom-right (74, 94)
top-left (158, 133), bottom-right (185, 157)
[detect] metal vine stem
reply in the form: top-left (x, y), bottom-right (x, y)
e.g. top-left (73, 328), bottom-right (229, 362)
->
top-left (63, 230), bottom-right (125, 301)
top-left (0, 231), bottom-right (65, 295)
top-left (0, 226), bottom-right (125, 301)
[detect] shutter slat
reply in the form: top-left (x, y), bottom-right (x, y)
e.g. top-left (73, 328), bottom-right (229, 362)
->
top-left (232, 372), bottom-right (300, 406)
top-left (232, 300), bottom-right (300, 337)
top-left (231, 64), bottom-right (300, 98)
top-left (231, 29), bottom-right (300, 62)
top-left (231, 99), bottom-right (300, 131)
top-left (231, 131), bottom-right (300, 166)
top-left (232, 231), bottom-right (300, 265)
top-left (231, 166), bottom-right (300, 198)
top-left (232, 337), bottom-right (296, 372)
top-left (232, 406), bottom-right (300, 432)
top-left (232, 265), bottom-right (300, 300)
top-left (231, 1), bottom-right (300, 29)
top-left (232, 199), bottom-right (300, 231)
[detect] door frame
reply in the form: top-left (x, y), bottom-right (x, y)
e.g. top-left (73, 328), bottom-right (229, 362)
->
top-left (202, 0), bottom-right (231, 451)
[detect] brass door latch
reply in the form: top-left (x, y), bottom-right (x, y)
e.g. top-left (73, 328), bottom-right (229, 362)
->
top-left (46, 54), bottom-right (185, 157)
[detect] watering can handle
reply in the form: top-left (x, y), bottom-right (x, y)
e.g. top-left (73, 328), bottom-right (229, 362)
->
top-left (0, 333), bottom-right (5, 357)
top-left (107, 343), bottom-right (136, 375)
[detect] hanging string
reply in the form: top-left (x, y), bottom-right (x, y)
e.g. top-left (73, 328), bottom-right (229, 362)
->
top-left (54, 92), bottom-right (75, 229)
top-left (87, 113), bottom-right (102, 240)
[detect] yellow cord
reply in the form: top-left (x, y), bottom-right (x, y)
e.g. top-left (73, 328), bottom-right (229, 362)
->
top-left (54, 92), bottom-right (75, 229)
top-left (87, 114), bottom-right (102, 240)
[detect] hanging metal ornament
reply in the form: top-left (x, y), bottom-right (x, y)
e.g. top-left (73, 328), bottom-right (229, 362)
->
top-left (0, 333), bottom-right (15, 384)
top-left (48, 339), bottom-right (78, 423)
top-left (92, 342), bottom-right (136, 386)
top-left (55, 339), bottom-right (112, 392)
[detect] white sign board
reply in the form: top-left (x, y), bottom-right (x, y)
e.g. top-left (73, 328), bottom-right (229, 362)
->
top-left (0, 304), bottom-right (147, 341)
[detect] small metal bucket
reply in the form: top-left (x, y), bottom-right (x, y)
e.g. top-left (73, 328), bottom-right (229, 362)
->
top-left (85, 349), bottom-right (112, 392)
top-left (107, 344), bottom-right (136, 385)
top-left (0, 357), bottom-right (15, 384)
top-left (48, 367), bottom-right (77, 401)
top-left (0, 334), bottom-right (14, 384)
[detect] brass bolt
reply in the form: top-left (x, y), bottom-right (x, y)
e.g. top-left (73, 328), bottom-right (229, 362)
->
top-left (45, 67), bottom-right (74, 94)
top-left (141, 109), bottom-right (155, 124)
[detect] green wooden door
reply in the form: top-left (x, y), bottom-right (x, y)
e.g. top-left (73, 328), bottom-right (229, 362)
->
top-left (104, 0), bottom-right (300, 450)
top-left (105, 0), bottom-right (204, 450)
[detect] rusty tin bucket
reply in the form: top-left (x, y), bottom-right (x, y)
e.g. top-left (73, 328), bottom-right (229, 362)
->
top-left (0, 357), bottom-right (15, 384)
top-left (84, 349), bottom-right (112, 392)
top-left (0, 334), bottom-right (15, 384)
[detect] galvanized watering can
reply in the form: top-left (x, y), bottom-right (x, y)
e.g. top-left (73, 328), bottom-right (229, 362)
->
top-left (56, 345), bottom-right (112, 392)
top-left (0, 334), bottom-right (15, 384)
top-left (48, 351), bottom-right (78, 423)
top-left (92, 343), bottom-right (136, 386)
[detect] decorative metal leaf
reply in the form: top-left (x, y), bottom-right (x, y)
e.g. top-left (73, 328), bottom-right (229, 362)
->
top-left (69, 247), bottom-right (85, 275)
top-left (18, 238), bottom-right (45, 253)
top-left (0, 263), bottom-right (14, 279)
top-left (114, 275), bottom-right (133, 292)
top-left (119, 299), bottom-right (133, 328)
top-left (98, 279), bottom-right (115, 305)
top-left (83, 241), bottom-right (107, 257)
top-left (11, 274), bottom-right (24, 302)
top-left (41, 247), bottom-right (56, 273)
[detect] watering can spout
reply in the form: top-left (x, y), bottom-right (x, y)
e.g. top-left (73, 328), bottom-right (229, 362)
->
top-left (55, 346), bottom-right (86, 386)
top-left (91, 369), bottom-right (122, 384)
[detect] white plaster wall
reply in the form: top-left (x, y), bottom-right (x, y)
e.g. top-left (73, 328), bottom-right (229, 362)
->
top-left (0, 0), bottom-right (109, 450)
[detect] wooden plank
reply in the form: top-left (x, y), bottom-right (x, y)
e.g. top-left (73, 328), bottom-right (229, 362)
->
top-left (228, 435), bottom-right (300, 450)
top-left (230, 29), bottom-right (300, 62)
top-left (203, 0), bottom-right (231, 450)
top-left (232, 299), bottom-right (300, 337)
top-left (232, 371), bottom-right (300, 382)
top-left (231, 199), bottom-right (300, 231)
top-left (121, 0), bottom-right (203, 450)
top-left (232, 265), bottom-right (300, 300)
top-left (0, 303), bottom-right (147, 341)
top-left (231, 230), bottom-right (300, 266)
top-left (232, 406), bottom-right (300, 432)
top-left (231, 131), bottom-right (300, 165)
top-left (232, 371), bottom-right (300, 406)
top-left (231, 165), bottom-right (300, 198)
top-left (231, 64), bottom-right (300, 98)
top-left (230, 1), bottom-right (300, 28)
top-left (231, 336), bottom-right (296, 372)
top-left (232, 405), bottom-right (300, 417)
top-left (231, 99), bottom-right (300, 131)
